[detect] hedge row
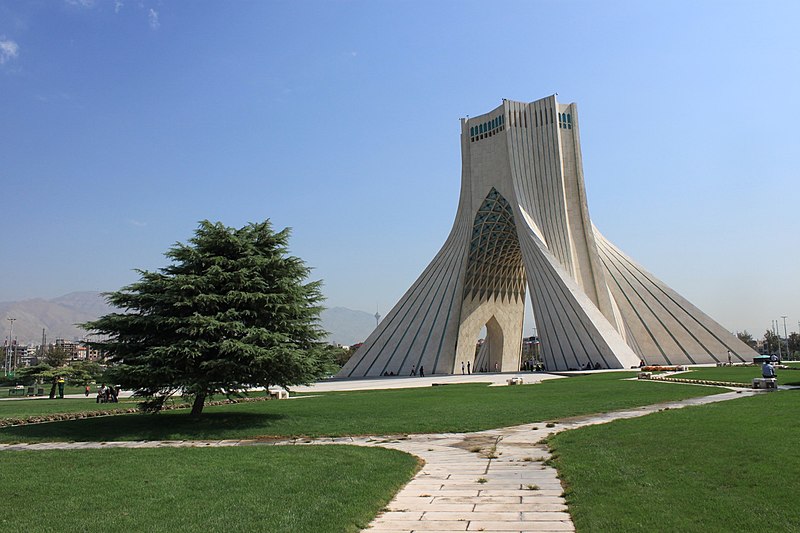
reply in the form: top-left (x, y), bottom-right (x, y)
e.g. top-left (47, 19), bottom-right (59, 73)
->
top-left (649, 376), bottom-right (750, 388)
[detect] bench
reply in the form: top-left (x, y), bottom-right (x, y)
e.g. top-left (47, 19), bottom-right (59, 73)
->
top-left (752, 378), bottom-right (777, 390)
top-left (638, 372), bottom-right (652, 380)
top-left (8, 386), bottom-right (25, 396)
top-left (506, 377), bottom-right (524, 386)
top-left (268, 388), bottom-right (289, 399)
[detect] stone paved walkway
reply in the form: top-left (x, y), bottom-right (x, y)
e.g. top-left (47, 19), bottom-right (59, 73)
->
top-left (0, 388), bottom-right (761, 532)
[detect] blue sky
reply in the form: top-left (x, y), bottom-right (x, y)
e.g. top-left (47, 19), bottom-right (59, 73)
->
top-left (1, 0), bottom-right (798, 338)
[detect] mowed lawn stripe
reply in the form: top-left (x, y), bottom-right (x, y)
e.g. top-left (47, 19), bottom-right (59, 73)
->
top-left (0, 373), bottom-right (724, 443)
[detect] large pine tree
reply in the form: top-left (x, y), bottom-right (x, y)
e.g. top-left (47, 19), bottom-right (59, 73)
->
top-left (84, 220), bottom-right (330, 416)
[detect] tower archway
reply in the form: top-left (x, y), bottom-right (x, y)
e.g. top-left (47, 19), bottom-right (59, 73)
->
top-left (453, 188), bottom-right (524, 372)
top-left (472, 316), bottom-right (507, 372)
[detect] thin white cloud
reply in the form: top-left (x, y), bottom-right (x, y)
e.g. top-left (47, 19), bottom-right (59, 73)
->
top-left (148, 8), bottom-right (159, 30)
top-left (115, 0), bottom-right (124, 13)
top-left (0, 38), bottom-right (19, 65)
top-left (35, 92), bottom-right (70, 103)
top-left (128, 219), bottom-right (147, 228)
top-left (65, 0), bottom-right (96, 7)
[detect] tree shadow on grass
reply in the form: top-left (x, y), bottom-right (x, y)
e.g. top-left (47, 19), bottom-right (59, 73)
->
top-left (0, 411), bottom-right (288, 443)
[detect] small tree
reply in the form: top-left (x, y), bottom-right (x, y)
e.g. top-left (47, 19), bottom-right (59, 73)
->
top-left (763, 330), bottom-right (780, 354)
top-left (328, 345), bottom-right (352, 368)
top-left (43, 345), bottom-right (70, 367)
top-left (84, 220), bottom-right (331, 416)
top-left (16, 363), bottom-right (96, 398)
top-left (788, 332), bottom-right (800, 360)
top-left (736, 331), bottom-right (757, 350)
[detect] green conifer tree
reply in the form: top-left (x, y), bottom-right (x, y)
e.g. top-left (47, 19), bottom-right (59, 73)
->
top-left (84, 220), bottom-right (331, 416)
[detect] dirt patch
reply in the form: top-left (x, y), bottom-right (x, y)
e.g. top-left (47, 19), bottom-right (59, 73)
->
top-left (452, 434), bottom-right (496, 451)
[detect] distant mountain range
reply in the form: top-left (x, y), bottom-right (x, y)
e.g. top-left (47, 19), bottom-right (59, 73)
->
top-left (320, 306), bottom-right (378, 346)
top-left (0, 292), bottom-right (117, 345)
top-left (0, 292), bottom-right (377, 347)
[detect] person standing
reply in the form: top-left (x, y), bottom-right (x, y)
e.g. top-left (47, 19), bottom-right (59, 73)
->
top-left (411, 364), bottom-right (416, 376)
top-left (57, 376), bottom-right (65, 399)
top-left (467, 361), bottom-right (471, 374)
top-left (419, 366), bottom-right (425, 378)
top-left (461, 361), bottom-right (465, 374)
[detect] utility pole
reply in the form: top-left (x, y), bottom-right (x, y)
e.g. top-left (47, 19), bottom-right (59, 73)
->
top-left (5, 318), bottom-right (16, 376)
top-left (40, 328), bottom-right (46, 364)
top-left (782, 316), bottom-right (789, 359)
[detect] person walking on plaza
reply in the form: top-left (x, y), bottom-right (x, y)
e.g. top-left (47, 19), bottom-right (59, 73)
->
top-left (410, 364), bottom-right (416, 376)
top-left (461, 361), bottom-right (465, 374)
top-left (419, 366), bottom-right (424, 378)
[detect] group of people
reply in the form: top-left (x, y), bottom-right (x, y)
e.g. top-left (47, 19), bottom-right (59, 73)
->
top-left (459, 361), bottom-right (499, 373)
top-left (521, 360), bottom-right (545, 372)
top-left (377, 356), bottom-right (782, 381)
top-left (383, 366), bottom-right (426, 377)
top-left (96, 384), bottom-right (121, 403)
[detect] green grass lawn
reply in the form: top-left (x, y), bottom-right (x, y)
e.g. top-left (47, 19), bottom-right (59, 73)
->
top-left (0, 445), bottom-right (418, 533)
top-left (0, 392), bottom-right (198, 419)
top-left (549, 390), bottom-right (800, 532)
top-left (0, 397), bottom-right (139, 418)
top-left (677, 366), bottom-right (800, 386)
top-left (0, 373), bottom-right (725, 443)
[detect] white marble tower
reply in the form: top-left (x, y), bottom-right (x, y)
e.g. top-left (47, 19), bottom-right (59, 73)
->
top-left (339, 95), bottom-right (757, 376)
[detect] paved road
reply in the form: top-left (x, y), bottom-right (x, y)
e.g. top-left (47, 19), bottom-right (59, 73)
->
top-left (293, 372), bottom-right (566, 393)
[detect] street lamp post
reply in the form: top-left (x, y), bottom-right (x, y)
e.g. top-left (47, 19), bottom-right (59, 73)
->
top-left (782, 316), bottom-right (789, 359)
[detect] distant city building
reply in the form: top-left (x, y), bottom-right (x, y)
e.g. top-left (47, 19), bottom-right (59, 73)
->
top-left (55, 338), bottom-right (80, 359)
top-left (522, 336), bottom-right (540, 363)
top-left (20, 345), bottom-right (38, 367)
top-left (53, 338), bottom-right (104, 362)
top-left (340, 95), bottom-right (758, 377)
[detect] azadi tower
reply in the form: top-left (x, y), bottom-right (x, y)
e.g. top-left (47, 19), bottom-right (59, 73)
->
top-left (340, 95), bottom-right (757, 377)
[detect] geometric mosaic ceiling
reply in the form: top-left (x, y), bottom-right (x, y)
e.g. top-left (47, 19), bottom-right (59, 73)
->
top-left (463, 187), bottom-right (526, 302)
